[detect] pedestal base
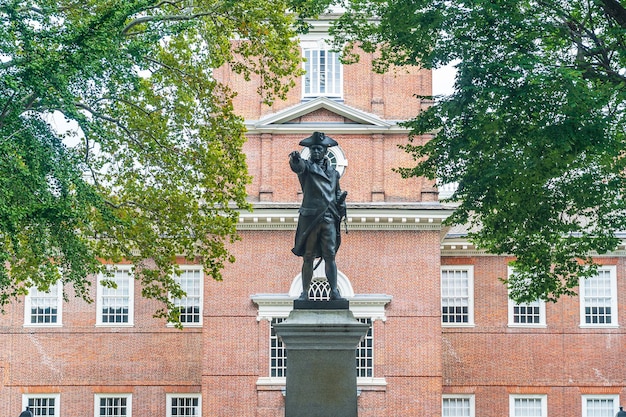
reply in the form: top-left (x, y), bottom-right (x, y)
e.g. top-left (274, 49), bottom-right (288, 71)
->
top-left (274, 309), bottom-right (369, 417)
top-left (293, 299), bottom-right (349, 310)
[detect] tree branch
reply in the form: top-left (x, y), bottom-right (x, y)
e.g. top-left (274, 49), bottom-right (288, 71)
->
top-left (145, 0), bottom-right (186, 11)
top-left (122, 12), bottom-right (215, 35)
top-left (0, 90), bottom-right (16, 127)
top-left (599, 0), bottom-right (626, 28)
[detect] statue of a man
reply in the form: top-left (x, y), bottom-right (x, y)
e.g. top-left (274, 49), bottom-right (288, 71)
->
top-left (289, 132), bottom-right (347, 301)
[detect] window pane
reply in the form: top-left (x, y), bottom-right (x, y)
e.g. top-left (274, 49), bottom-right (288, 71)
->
top-left (303, 49), bottom-right (342, 97)
top-left (29, 283), bottom-right (60, 324)
top-left (101, 270), bottom-right (131, 323)
top-left (513, 302), bottom-right (541, 324)
top-left (170, 396), bottom-right (200, 416)
top-left (514, 398), bottom-right (543, 417)
top-left (443, 398), bottom-right (471, 417)
top-left (586, 398), bottom-right (614, 417)
top-left (356, 318), bottom-right (373, 378)
top-left (27, 397), bottom-right (57, 416)
top-left (172, 269), bottom-right (202, 324)
top-left (442, 269), bottom-right (470, 323)
top-left (270, 318), bottom-right (287, 377)
top-left (98, 397), bottom-right (128, 417)
top-left (583, 270), bottom-right (614, 325)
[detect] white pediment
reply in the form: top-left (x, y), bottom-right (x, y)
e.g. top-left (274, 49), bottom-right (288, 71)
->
top-left (246, 97), bottom-right (408, 134)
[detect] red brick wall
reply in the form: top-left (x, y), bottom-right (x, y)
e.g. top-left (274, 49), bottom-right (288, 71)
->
top-left (245, 132), bottom-right (428, 203)
top-left (201, 228), bottom-right (443, 416)
top-left (215, 47), bottom-right (428, 121)
top-left (442, 255), bottom-right (626, 416)
top-left (0, 274), bottom-right (202, 417)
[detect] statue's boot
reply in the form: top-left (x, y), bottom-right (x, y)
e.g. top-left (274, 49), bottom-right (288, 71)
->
top-left (327, 273), bottom-right (345, 301)
top-left (299, 265), bottom-right (313, 300)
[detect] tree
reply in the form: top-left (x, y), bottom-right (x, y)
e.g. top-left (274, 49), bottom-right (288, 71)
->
top-left (0, 0), bottom-right (332, 322)
top-left (331, 0), bottom-right (626, 302)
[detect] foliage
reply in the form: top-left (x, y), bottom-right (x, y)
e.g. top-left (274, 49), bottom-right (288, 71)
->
top-left (331, 0), bottom-right (626, 302)
top-left (0, 0), bottom-right (331, 323)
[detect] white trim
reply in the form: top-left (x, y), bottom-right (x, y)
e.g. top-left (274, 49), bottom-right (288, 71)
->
top-left (96, 265), bottom-right (134, 327)
top-left (94, 393), bottom-right (132, 417)
top-left (23, 393), bottom-right (61, 417)
top-left (254, 97), bottom-right (391, 128)
top-left (579, 265), bottom-right (619, 328)
top-left (166, 393), bottom-right (202, 417)
top-left (509, 394), bottom-right (547, 417)
top-left (23, 281), bottom-right (63, 327)
top-left (442, 394), bottom-right (476, 417)
top-left (581, 394), bottom-right (620, 417)
top-left (245, 97), bottom-right (408, 135)
top-left (441, 266), bottom-right (474, 327)
top-left (442, 236), bottom-right (626, 257)
top-left (237, 205), bottom-right (453, 232)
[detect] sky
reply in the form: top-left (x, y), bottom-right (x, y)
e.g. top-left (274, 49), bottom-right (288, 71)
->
top-left (432, 63), bottom-right (457, 97)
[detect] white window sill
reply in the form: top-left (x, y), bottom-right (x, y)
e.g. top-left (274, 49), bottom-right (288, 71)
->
top-left (579, 324), bottom-right (619, 329)
top-left (166, 322), bottom-right (203, 328)
top-left (442, 323), bottom-right (475, 328)
top-left (508, 324), bottom-right (547, 328)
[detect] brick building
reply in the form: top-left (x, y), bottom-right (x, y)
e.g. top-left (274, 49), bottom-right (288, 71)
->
top-left (2, 13), bottom-right (626, 417)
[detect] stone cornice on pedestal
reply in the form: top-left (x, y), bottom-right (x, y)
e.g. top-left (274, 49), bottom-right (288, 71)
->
top-left (251, 294), bottom-right (392, 322)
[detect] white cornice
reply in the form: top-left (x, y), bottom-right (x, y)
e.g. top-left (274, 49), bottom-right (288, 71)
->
top-left (245, 97), bottom-right (409, 135)
top-left (237, 204), bottom-right (454, 231)
top-left (440, 236), bottom-right (626, 257)
top-left (257, 97), bottom-right (390, 127)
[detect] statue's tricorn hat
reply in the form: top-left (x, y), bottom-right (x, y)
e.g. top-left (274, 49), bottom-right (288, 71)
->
top-left (299, 131), bottom-right (338, 148)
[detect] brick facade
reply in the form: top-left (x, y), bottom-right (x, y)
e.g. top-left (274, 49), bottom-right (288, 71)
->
top-left (2, 14), bottom-right (625, 417)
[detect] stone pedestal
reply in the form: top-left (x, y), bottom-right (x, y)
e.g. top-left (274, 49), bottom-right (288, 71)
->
top-left (274, 303), bottom-right (369, 417)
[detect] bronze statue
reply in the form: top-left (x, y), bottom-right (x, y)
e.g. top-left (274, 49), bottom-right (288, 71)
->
top-left (290, 132), bottom-right (347, 301)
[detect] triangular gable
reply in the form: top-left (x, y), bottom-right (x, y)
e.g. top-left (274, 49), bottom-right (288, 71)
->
top-left (246, 97), bottom-right (407, 134)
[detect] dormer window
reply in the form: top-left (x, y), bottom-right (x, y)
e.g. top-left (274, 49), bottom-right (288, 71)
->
top-left (303, 48), bottom-right (342, 99)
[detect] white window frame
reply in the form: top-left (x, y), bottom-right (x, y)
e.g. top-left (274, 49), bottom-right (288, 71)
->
top-left (579, 266), bottom-right (618, 328)
top-left (355, 317), bottom-right (373, 378)
top-left (94, 394), bottom-right (132, 417)
top-left (96, 266), bottom-right (134, 327)
top-left (442, 394), bottom-right (475, 417)
top-left (582, 394), bottom-right (620, 417)
top-left (166, 393), bottom-right (202, 417)
top-left (302, 46), bottom-right (343, 99)
top-left (441, 266), bottom-right (474, 327)
top-left (24, 281), bottom-right (63, 327)
top-left (270, 317), bottom-right (287, 378)
top-left (168, 266), bottom-right (203, 327)
top-left (507, 267), bottom-right (546, 327)
top-left (23, 393), bottom-right (61, 417)
top-left (509, 394), bottom-right (547, 417)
